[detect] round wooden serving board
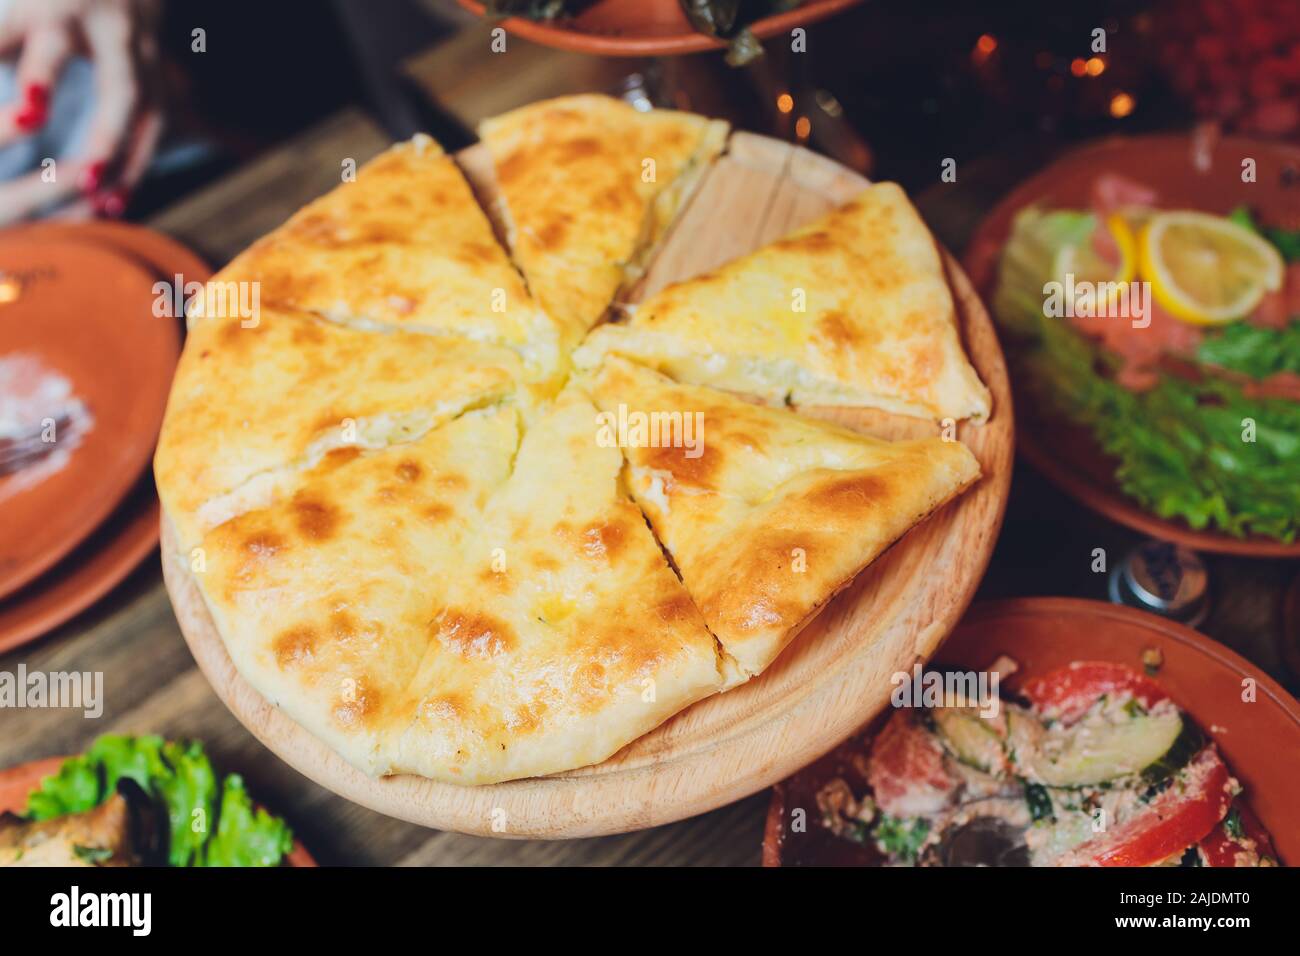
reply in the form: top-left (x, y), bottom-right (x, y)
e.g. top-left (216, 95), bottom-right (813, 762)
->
top-left (162, 132), bottom-right (1014, 838)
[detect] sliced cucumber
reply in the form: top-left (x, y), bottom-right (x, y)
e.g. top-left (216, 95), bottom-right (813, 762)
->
top-left (1141, 720), bottom-right (1205, 787)
top-left (1027, 709), bottom-right (1184, 788)
top-left (930, 707), bottom-right (1006, 773)
top-left (1006, 709), bottom-right (1044, 769)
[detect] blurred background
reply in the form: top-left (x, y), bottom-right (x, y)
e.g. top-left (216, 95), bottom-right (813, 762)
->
top-left (70, 0), bottom-right (1299, 220)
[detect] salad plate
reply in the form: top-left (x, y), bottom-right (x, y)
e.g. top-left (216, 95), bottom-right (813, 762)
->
top-left (0, 738), bottom-right (315, 867)
top-left (764, 597), bottom-right (1300, 866)
top-left (966, 134), bottom-right (1300, 556)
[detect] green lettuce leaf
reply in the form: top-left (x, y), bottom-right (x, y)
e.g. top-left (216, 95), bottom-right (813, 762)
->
top-left (204, 775), bottom-right (295, 867)
top-left (1230, 205), bottom-right (1300, 262)
top-left (1197, 321), bottom-right (1300, 379)
top-left (153, 740), bottom-right (217, 866)
top-left (24, 734), bottom-right (171, 820)
top-left (992, 208), bottom-right (1095, 337)
top-left (24, 734), bottom-right (291, 867)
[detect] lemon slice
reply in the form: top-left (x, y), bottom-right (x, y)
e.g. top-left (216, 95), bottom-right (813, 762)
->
top-left (1139, 211), bottom-right (1284, 325)
top-left (1113, 206), bottom-right (1154, 238)
top-left (1052, 213), bottom-right (1137, 312)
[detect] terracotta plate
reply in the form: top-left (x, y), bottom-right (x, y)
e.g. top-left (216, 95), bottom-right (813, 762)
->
top-left (456, 0), bottom-right (862, 57)
top-left (965, 133), bottom-right (1300, 557)
top-left (0, 755), bottom-right (316, 867)
top-left (764, 597), bottom-right (1300, 866)
top-left (0, 235), bottom-right (177, 597)
top-left (0, 482), bottom-right (159, 655)
top-left (0, 222), bottom-right (208, 653)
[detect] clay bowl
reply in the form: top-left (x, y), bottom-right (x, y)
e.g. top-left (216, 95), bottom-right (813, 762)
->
top-left (764, 597), bottom-right (1300, 866)
top-left (455, 0), bottom-right (863, 57)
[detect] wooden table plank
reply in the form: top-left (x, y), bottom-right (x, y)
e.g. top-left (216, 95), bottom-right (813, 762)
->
top-left (401, 22), bottom-right (633, 130)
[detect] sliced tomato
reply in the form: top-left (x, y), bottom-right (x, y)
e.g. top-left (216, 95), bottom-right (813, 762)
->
top-left (866, 709), bottom-right (960, 818)
top-left (1056, 747), bottom-right (1234, 867)
top-left (1199, 801), bottom-right (1278, 867)
top-left (1251, 261), bottom-right (1300, 329)
top-left (1090, 173), bottom-right (1158, 215)
top-left (1243, 370), bottom-right (1300, 402)
top-left (1021, 661), bottom-right (1170, 725)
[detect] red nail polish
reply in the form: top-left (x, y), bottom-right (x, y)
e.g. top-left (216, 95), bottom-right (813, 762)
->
top-left (14, 109), bottom-right (42, 132)
top-left (14, 84), bottom-right (48, 131)
top-left (93, 187), bottom-right (129, 219)
top-left (78, 161), bottom-right (108, 195)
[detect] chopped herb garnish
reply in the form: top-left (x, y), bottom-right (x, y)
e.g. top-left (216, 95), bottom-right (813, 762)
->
top-left (1139, 776), bottom-right (1174, 803)
top-left (1122, 697), bottom-right (1147, 718)
top-left (871, 813), bottom-right (930, 864)
top-left (1024, 781), bottom-right (1055, 823)
top-left (1223, 807), bottom-right (1245, 840)
top-left (846, 820), bottom-right (871, 845)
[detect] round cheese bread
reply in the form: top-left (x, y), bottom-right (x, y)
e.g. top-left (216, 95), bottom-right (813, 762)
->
top-left (155, 97), bottom-right (986, 786)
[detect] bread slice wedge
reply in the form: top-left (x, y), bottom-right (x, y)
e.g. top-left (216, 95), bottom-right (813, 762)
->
top-left (586, 357), bottom-right (982, 679)
top-left (480, 94), bottom-right (728, 340)
top-left (575, 182), bottom-right (991, 424)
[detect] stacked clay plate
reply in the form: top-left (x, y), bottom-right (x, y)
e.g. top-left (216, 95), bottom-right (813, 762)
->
top-left (154, 95), bottom-right (992, 786)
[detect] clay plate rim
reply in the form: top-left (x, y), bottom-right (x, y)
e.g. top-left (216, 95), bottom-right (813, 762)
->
top-left (455, 0), bottom-right (863, 57)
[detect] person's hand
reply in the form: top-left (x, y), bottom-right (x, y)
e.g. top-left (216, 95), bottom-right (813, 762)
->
top-left (0, 0), bottom-right (161, 223)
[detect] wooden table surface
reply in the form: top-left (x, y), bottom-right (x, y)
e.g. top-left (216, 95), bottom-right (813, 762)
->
top-left (3, 36), bottom-right (1297, 866)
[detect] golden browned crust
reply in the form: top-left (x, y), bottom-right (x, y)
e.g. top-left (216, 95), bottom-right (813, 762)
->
top-left (154, 306), bottom-right (521, 551)
top-left (586, 357), bottom-right (981, 677)
top-left (204, 138), bottom-right (564, 378)
top-left (480, 94), bottom-right (728, 339)
top-left (194, 390), bottom-right (721, 784)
